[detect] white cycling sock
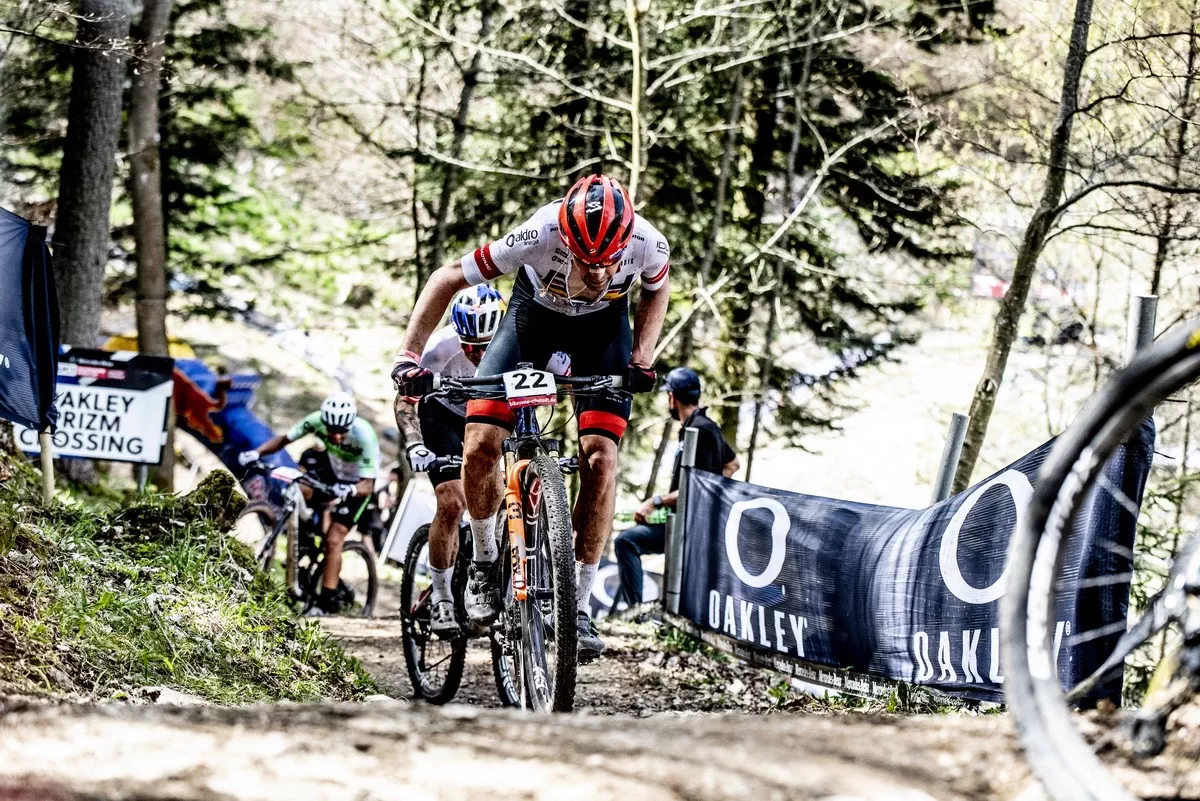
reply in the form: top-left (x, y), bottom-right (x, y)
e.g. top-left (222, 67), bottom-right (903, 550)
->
top-left (576, 560), bottom-right (599, 614)
top-left (430, 566), bottom-right (453, 604)
top-left (470, 515), bottom-right (499, 563)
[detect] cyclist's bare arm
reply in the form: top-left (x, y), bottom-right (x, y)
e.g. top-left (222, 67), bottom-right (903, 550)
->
top-left (399, 264), bottom-right (471, 358)
top-left (631, 274), bottom-right (671, 365)
top-left (255, 433), bottom-right (291, 457)
top-left (392, 394), bottom-right (424, 445)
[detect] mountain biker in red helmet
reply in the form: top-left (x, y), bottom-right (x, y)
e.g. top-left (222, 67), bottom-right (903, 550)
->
top-left (391, 173), bottom-right (671, 661)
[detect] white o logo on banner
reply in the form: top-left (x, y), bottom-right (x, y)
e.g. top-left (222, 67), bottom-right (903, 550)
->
top-left (939, 469), bottom-right (1033, 604)
top-left (724, 498), bottom-right (790, 588)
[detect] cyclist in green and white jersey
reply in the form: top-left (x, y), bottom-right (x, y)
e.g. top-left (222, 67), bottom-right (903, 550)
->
top-left (239, 392), bottom-right (380, 614)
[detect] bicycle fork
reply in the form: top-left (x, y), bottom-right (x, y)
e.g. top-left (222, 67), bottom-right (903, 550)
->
top-left (504, 454), bottom-right (531, 603)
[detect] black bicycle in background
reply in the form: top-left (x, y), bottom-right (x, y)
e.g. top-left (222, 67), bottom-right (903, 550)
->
top-left (1003, 319), bottom-right (1200, 801)
top-left (238, 460), bottom-right (378, 617)
top-left (400, 365), bottom-right (624, 712)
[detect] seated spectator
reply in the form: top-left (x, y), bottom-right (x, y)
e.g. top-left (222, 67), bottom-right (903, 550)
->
top-left (614, 367), bottom-right (739, 607)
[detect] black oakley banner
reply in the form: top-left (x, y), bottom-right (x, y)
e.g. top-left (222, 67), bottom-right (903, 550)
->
top-left (0, 207), bottom-right (59, 432)
top-left (679, 420), bottom-right (1155, 702)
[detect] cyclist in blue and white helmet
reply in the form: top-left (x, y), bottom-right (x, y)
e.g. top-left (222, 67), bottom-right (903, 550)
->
top-left (450, 285), bottom-right (506, 357)
top-left (389, 285), bottom-right (507, 638)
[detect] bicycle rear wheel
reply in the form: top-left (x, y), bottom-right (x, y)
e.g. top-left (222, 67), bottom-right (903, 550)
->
top-left (400, 525), bottom-right (466, 704)
top-left (1002, 320), bottom-right (1200, 801)
top-left (519, 450), bottom-right (577, 712)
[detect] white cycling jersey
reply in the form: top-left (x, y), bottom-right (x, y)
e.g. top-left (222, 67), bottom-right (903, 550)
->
top-left (420, 325), bottom-right (475, 417)
top-left (461, 201), bottom-right (670, 317)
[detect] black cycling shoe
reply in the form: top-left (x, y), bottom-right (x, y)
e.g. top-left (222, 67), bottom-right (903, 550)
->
top-left (465, 560), bottom-right (500, 627)
top-left (577, 611), bottom-right (605, 663)
top-left (335, 579), bottom-right (356, 609)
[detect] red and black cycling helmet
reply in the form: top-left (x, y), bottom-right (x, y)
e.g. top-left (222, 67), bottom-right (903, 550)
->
top-left (558, 173), bottom-right (635, 266)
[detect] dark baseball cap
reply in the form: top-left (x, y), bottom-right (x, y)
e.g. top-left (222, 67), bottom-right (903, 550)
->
top-left (662, 367), bottom-right (701, 402)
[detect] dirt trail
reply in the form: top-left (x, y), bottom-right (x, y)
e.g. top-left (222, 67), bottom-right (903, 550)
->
top-left (2, 614), bottom-right (1196, 800)
top-left (0, 694), bottom-right (1031, 801)
top-left (320, 613), bottom-right (822, 715)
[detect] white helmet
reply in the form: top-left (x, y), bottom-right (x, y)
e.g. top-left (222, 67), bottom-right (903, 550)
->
top-left (320, 392), bottom-right (357, 429)
top-left (451, 285), bottom-right (506, 344)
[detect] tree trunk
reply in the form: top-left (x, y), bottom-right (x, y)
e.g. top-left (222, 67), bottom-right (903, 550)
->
top-left (410, 51), bottom-right (429, 295)
top-left (130, 0), bottom-right (174, 492)
top-left (717, 62), bottom-right (779, 446)
top-left (626, 0), bottom-right (648, 200)
top-left (53, 0), bottom-right (132, 350)
top-left (1150, 0), bottom-right (1197, 296)
top-left (426, 0), bottom-right (494, 272)
top-left (951, 0), bottom-right (1095, 493)
top-left (746, 47), bottom-right (808, 481)
top-left (642, 53), bottom-right (745, 498)
top-left (560, 0), bottom-right (594, 179)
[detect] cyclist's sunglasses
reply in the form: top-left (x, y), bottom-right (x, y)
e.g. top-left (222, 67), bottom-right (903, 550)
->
top-left (326, 425), bottom-right (349, 436)
top-left (572, 248), bottom-right (626, 269)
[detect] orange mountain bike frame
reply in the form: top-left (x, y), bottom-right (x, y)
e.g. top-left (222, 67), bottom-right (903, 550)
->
top-left (505, 458), bottom-right (532, 602)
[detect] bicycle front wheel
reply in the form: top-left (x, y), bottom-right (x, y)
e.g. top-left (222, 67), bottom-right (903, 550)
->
top-left (1002, 320), bottom-right (1200, 801)
top-left (241, 502), bottom-right (279, 572)
top-left (490, 525), bottom-right (521, 708)
top-left (519, 450), bottom-right (577, 712)
top-left (400, 525), bottom-right (466, 704)
top-left (303, 540), bottom-right (378, 618)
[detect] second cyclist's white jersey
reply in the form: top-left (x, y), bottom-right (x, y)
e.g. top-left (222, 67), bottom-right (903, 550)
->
top-left (420, 325), bottom-right (475, 417)
top-left (460, 201), bottom-right (670, 317)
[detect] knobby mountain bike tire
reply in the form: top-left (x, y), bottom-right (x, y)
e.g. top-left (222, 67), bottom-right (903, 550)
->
top-left (400, 524), bottom-right (467, 705)
top-left (490, 526), bottom-right (521, 708)
top-left (302, 540), bottom-right (379, 618)
top-left (520, 450), bottom-right (577, 713)
top-left (241, 501), bottom-right (278, 571)
top-left (1001, 320), bottom-right (1200, 801)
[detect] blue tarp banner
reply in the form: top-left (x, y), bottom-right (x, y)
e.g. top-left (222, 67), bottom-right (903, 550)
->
top-left (0, 207), bottom-right (59, 431)
top-left (679, 421), bottom-right (1155, 702)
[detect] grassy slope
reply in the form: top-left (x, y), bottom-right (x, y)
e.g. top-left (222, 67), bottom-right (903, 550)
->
top-left (0, 455), bottom-right (375, 703)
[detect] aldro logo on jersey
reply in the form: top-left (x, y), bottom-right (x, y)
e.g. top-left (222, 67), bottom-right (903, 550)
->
top-left (506, 228), bottom-right (539, 247)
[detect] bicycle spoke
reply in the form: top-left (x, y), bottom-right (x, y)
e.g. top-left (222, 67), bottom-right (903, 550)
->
top-left (1074, 573), bottom-right (1135, 589)
top-left (1095, 473), bottom-right (1143, 520)
top-left (1065, 593), bottom-right (1172, 702)
top-left (1065, 620), bottom-right (1129, 648)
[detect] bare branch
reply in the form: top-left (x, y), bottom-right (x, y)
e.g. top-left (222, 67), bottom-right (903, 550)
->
top-left (746, 111), bottom-right (914, 266)
top-left (393, 4), bottom-right (633, 112)
top-left (1056, 179), bottom-right (1200, 216)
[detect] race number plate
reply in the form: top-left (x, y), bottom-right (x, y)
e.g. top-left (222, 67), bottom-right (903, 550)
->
top-left (503, 369), bottom-right (557, 408)
top-left (270, 466), bottom-right (304, 483)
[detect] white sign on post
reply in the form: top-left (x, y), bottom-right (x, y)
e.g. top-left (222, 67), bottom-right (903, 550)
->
top-left (16, 348), bottom-right (175, 465)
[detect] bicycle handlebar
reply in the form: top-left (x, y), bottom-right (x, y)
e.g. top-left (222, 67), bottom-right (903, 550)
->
top-left (244, 460), bottom-right (340, 496)
top-left (430, 373), bottom-right (624, 392)
top-left (420, 454), bottom-right (577, 474)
